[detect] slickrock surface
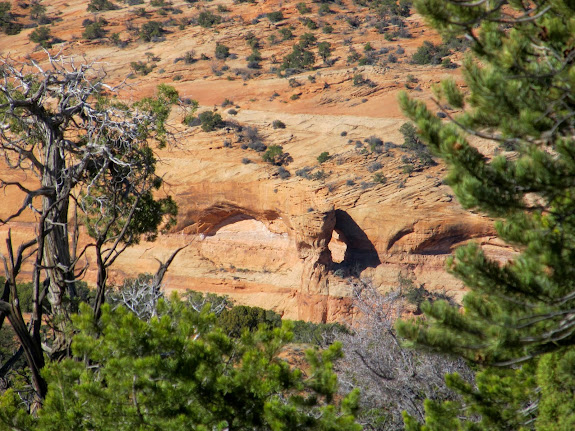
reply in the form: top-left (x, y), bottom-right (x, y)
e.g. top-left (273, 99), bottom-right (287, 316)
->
top-left (0, 0), bottom-right (510, 321)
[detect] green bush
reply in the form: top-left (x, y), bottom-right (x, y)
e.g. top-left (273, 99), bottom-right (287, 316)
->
top-left (87, 0), bottom-right (118, 12)
top-left (373, 172), bottom-right (386, 184)
top-left (266, 10), bottom-right (284, 22)
top-left (139, 21), bottom-right (164, 42)
top-left (289, 320), bottom-right (349, 346)
top-left (322, 23), bottom-right (333, 34)
top-left (281, 44), bottom-right (315, 70)
top-left (296, 2), bottom-right (311, 14)
top-left (299, 32), bottom-right (316, 48)
top-left (278, 28), bottom-right (293, 40)
top-left (318, 3), bottom-right (332, 15)
top-left (198, 110), bottom-right (223, 132)
top-left (82, 21), bottom-right (107, 39)
top-left (0, 2), bottom-right (21, 35)
top-left (197, 10), bottom-right (221, 28)
top-left (29, 25), bottom-right (52, 47)
top-left (262, 145), bottom-right (284, 165)
top-left (272, 119), bottom-right (286, 129)
top-left (411, 41), bottom-right (450, 65)
top-left (317, 151), bottom-right (330, 164)
top-left (301, 17), bottom-right (318, 29)
top-left (215, 43), bottom-right (230, 59)
top-left (318, 41), bottom-right (332, 62)
top-left (217, 305), bottom-right (281, 338)
top-left (130, 61), bottom-right (155, 76)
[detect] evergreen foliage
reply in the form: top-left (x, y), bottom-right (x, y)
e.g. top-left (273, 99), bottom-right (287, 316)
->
top-left (197, 110), bottom-right (223, 132)
top-left (0, 301), bottom-right (361, 430)
top-left (398, 0), bottom-right (575, 428)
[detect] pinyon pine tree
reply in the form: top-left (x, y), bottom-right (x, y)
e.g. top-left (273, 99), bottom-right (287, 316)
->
top-left (397, 0), bottom-right (575, 429)
top-left (0, 299), bottom-right (361, 431)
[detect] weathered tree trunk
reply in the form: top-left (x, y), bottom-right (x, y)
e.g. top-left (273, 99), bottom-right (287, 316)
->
top-left (40, 126), bottom-right (76, 354)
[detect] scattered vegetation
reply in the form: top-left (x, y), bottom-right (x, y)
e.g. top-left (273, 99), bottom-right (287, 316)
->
top-left (215, 43), bottom-right (230, 59)
top-left (411, 41), bottom-right (451, 65)
top-left (87, 0), bottom-right (118, 12)
top-left (266, 10), bottom-right (284, 22)
top-left (272, 120), bottom-right (286, 129)
top-left (197, 110), bottom-right (223, 132)
top-left (317, 151), bottom-right (331, 164)
top-left (197, 10), bottom-right (221, 28)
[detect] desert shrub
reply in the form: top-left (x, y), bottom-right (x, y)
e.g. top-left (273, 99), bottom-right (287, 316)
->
top-left (444, 36), bottom-right (470, 52)
top-left (245, 32), bottom-right (259, 48)
top-left (109, 33), bottom-right (126, 47)
top-left (290, 94), bottom-right (300, 100)
top-left (301, 17), bottom-right (318, 29)
top-left (296, 2), bottom-right (311, 14)
top-left (29, 25), bottom-right (53, 47)
top-left (288, 78), bottom-right (301, 88)
top-left (296, 166), bottom-right (312, 178)
top-left (198, 111), bottom-right (223, 132)
top-left (366, 136), bottom-right (383, 152)
top-left (215, 43), bottom-right (230, 59)
top-left (441, 57), bottom-right (457, 68)
top-left (30, 1), bottom-right (47, 21)
top-left (248, 141), bottom-right (266, 152)
top-left (139, 21), bottom-right (164, 42)
top-left (367, 161), bottom-right (382, 172)
top-left (263, 145), bottom-right (292, 166)
top-left (411, 41), bottom-right (450, 65)
top-left (290, 320), bottom-right (349, 346)
top-left (227, 108), bottom-right (238, 115)
top-left (266, 10), bottom-right (284, 22)
top-left (217, 305), bottom-right (281, 338)
top-left (317, 151), bottom-right (330, 164)
top-left (87, 0), bottom-right (118, 12)
top-left (281, 45), bottom-right (315, 70)
top-left (352, 73), bottom-right (366, 86)
top-left (278, 28), bottom-right (293, 40)
top-left (346, 179), bottom-right (355, 186)
top-left (346, 15), bottom-right (361, 28)
top-left (299, 32), bottom-right (317, 48)
top-left (340, 131), bottom-right (347, 136)
top-left (318, 3), bottom-right (332, 15)
top-left (322, 23), bottom-right (333, 33)
top-left (82, 20), bottom-right (107, 39)
top-left (311, 169), bottom-right (328, 181)
top-left (373, 172), bottom-right (387, 184)
top-left (277, 166), bottom-right (291, 179)
top-left (197, 10), bottom-right (221, 28)
top-left (0, 2), bottom-right (21, 35)
top-left (130, 61), bottom-right (155, 75)
top-left (246, 49), bottom-right (262, 62)
top-left (183, 50), bottom-right (196, 64)
top-left (262, 145), bottom-right (284, 164)
top-left (272, 120), bottom-right (286, 129)
top-left (241, 158), bottom-right (251, 164)
top-left (317, 41), bottom-right (332, 63)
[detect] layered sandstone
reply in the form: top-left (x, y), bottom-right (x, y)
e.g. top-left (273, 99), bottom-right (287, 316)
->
top-left (0, 0), bottom-right (509, 322)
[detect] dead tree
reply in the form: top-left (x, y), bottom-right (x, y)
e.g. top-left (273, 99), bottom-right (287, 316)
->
top-left (0, 53), bottom-right (182, 402)
top-left (337, 280), bottom-right (473, 430)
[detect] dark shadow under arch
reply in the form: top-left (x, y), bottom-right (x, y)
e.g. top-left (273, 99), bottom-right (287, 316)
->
top-left (331, 209), bottom-right (381, 274)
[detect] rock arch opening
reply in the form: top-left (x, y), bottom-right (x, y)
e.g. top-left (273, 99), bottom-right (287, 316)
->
top-left (330, 209), bottom-right (381, 274)
top-left (328, 230), bottom-right (347, 264)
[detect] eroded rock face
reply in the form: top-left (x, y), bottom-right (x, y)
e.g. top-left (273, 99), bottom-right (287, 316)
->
top-left (0, 0), bottom-right (508, 323)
